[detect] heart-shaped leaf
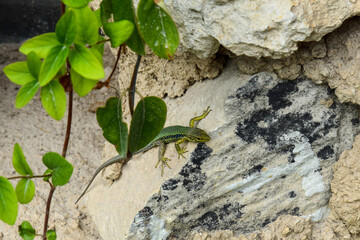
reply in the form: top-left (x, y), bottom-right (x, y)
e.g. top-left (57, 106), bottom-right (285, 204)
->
top-left (42, 152), bottom-right (73, 186)
top-left (129, 97), bottom-right (167, 153)
top-left (18, 221), bottom-right (36, 240)
top-left (46, 230), bottom-right (57, 240)
top-left (96, 97), bottom-right (128, 156)
top-left (103, 20), bottom-right (134, 48)
top-left (15, 179), bottom-right (35, 204)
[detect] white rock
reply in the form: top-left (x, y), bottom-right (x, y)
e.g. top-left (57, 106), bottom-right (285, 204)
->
top-left (165, 0), bottom-right (360, 58)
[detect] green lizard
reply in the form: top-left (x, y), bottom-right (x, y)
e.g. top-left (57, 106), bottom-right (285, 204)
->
top-left (75, 107), bottom-right (211, 203)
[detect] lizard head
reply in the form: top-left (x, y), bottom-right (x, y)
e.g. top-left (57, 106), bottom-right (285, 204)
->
top-left (187, 127), bottom-right (211, 142)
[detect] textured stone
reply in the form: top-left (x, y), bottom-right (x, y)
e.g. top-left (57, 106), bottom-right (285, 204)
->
top-left (116, 49), bottom-right (225, 99)
top-left (236, 17), bottom-right (360, 106)
top-left (164, 0), bottom-right (360, 58)
top-left (84, 60), bottom-right (360, 239)
top-left (303, 17), bottom-right (360, 105)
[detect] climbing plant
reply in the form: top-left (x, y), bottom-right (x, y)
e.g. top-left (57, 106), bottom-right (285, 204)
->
top-left (1, 0), bottom-right (178, 239)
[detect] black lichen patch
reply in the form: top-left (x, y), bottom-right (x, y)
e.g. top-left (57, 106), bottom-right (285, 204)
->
top-left (197, 211), bottom-right (219, 231)
top-left (352, 118), bottom-right (360, 126)
top-left (262, 218), bottom-right (271, 227)
top-left (235, 75), bottom-right (263, 102)
top-left (162, 179), bottom-right (180, 191)
top-left (267, 81), bottom-right (298, 111)
top-left (179, 143), bottom-right (212, 192)
top-left (218, 203), bottom-right (245, 220)
top-left (235, 110), bottom-right (325, 148)
top-left (317, 145), bottom-right (334, 160)
top-left (189, 203), bottom-right (246, 232)
top-left (289, 191), bottom-right (297, 198)
top-left (138, 207), bottom-right (153, 220)
top-left (246, 164), bottom-right (263, 176)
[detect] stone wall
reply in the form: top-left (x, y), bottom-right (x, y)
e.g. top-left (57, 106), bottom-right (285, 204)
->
top-left (85, 1), bottom-right (360, 239)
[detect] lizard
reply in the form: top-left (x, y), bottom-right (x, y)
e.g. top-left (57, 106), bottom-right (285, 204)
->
top-left (75, 107), bottom-right (211, 203)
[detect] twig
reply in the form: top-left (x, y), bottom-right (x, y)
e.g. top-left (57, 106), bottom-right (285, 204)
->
top-left (128, 55), bottom-right (142, 116)
top-left (62, 88), bottom-right (73, 158)
top-left (42, 184), bottom-right (56, 239)
top-left (7, 174), bottom-right (51, 180)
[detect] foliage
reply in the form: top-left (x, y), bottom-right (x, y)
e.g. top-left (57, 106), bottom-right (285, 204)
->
top-left (1, 0), bottom-right (178, 239)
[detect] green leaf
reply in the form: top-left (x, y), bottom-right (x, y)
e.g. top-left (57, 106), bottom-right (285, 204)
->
top-left (3, 62), bottom-right (36, 85)
top-left (43, 169), bottom-right (53, 182)
top-left (73, 6), bottom-right (99, 45)
top-left (129, 97), bottom-right (167, 153)
top-left (15, 179), bottom-right (35, 204)
top-left (96, 97), bottom-right (128, 156)
top-left (42, 152), bottom-right (73, 186)
top-left (12, 143), bottom-right (33, 176)
top-left (39, 45), bottom-right (69, 86)
top-left (103, 20), bottom-right (134, 48)
top-left (18, 221), bottom-right (35, 240)
top-left (137, 0), bottom-right (179, 59)
top-left (19, 33), bottom-right (59, 58)
top-left (0, 176), bottom-right (18, 225)
top-left (93, 9), bottom-right (102, 28)
top-left (71, 69), bottom-right (98, 97)
top-left (62, 0), bottom-right (89, 8)
top-left (15, 81), bottom-right (40, 109)
top-left (40, 80), bottom-right (66, 120)
top-left (26, 52), bottom-right (42, 79)
top-left (100, 0), bottom-right (113, 26)
top-left (112, 0), bottom-right (145, 55)
top-left (55, 10), bottom-right (77, 46)
top-left (46, 230), bottom-right (57, 240)
top-left (68, 44), bottom-right (104, 80)
top-left (90, 41), bottom-right (104, 64)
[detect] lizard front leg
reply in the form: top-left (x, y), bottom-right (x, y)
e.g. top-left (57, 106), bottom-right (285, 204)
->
top-left (189, 106), bottom-right (211, 128)
top-left (175, 138), bottom-right (188, 159)
top-left (155, 141), bottom-right (171, 176)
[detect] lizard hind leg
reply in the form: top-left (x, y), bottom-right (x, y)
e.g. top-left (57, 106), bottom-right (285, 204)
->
top-left (155, 141), bottom-right (172, 176)
top-left (189, 106), bottom-right (211, 128)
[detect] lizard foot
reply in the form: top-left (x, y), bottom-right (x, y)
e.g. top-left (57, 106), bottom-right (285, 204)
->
top-left (155, 157), bottom-right (172, 176)
top-left (177, 147), bottom-right (188, 159)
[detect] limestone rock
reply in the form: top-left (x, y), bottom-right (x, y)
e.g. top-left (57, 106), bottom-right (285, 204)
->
top-left (165, 0), bottom-right (360, 58)
top-left (85, 60), bottom-right (360, 239)
top-left (117, 49), bottom-right (225, 99)
top-left (303, 17), bottom-right (360, 105)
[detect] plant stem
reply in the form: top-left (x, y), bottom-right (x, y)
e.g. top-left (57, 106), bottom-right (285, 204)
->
top-left (128, 55), bottom-right (142, 116)
top-left (62, 88), bottom-right (73, 158)
top-left (7, 174), bottom-right (52, 180)
top-left (42, 184), bottom-right (56, 239)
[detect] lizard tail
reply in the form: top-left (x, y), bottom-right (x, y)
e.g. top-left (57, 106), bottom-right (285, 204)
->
top-left (75, 155), bottom-right (125, 204)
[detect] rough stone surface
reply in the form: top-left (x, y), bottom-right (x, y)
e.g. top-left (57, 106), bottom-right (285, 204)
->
top-left (188, 134), bottom-right (360, 240)
top-left (164, 0), bottom-right (360, 58)
top-left (116, 48), bottom-right (225, 99)
top-left (236, 17), bottom-right (360, 106)
top-left (86, 60), bottom-right (360, 239)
